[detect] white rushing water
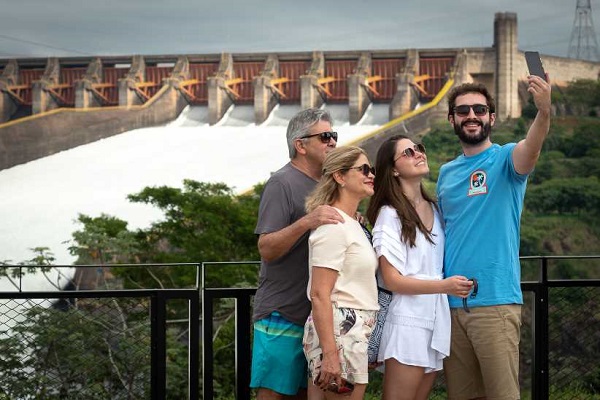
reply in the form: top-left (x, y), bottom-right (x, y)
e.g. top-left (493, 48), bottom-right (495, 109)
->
top-left (0, 103), bottom-right (388, 267)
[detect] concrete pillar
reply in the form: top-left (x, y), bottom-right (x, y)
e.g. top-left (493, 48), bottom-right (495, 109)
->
top-left (254, 54), bottom-right (279, 124)
top-left (208, 53), bottom-right (234, 125)
top-left (118, 55), bottom-right (146, 107)
top-left (300, 51), bottom-right (325, 110)
top-left (453, 50), bottom-right (470, 84)
top-left (170, 56), bottom-right (190, 81)
top-left (494, 12), bottom-right (520, 120)
top-left (390, 72), bottom-right (415, 120)
top-left (32, 58), bottom-right (60, 114)
top-left (0, 59), bottom-right (19, 122)
top-left (348, 52), bottom-right (371, 124)
top-left (75, 57), bottom-right (103, 109)
top-left (390, 49), bottom-right (419, 120)
top-left (163, 56), bottom-right (192, 107)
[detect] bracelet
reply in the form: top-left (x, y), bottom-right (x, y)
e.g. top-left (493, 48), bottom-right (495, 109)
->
top-left (322, 348), bottom-right (338, 357)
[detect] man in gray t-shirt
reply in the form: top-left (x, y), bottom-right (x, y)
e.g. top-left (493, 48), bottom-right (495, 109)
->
top-left (250, 108), bottom-right (344, 400)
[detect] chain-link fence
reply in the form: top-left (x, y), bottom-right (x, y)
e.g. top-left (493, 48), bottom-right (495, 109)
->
top-left (0, 264), bottom-right (200, 400)
top-left (0, 296), bottom-right (152, 399)
top-left (1, 257), bottom-right (599, 399)
top-left (547, 286), bottom-right (600, 399)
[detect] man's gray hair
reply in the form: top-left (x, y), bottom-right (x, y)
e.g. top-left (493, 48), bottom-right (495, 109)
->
top-left (286, 108), bottom-right (334, 159)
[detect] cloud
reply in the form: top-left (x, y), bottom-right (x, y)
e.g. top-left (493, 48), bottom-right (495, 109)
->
top-left (0, 2), bottom-right (596, 60)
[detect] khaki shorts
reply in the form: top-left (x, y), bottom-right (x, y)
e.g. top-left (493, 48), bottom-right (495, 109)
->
top-left (444, 305), bottom-right (522, 400)
top-left (303, 305), bottom-right (376, 385)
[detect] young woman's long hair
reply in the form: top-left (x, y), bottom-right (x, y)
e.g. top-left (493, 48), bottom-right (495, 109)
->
top-left (366, 135), bottom-right (436, 247)
top-left (305, 146), bottom-right (367, 213)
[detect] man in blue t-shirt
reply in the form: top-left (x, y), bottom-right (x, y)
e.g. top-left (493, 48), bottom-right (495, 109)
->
top-left (437, 77), bottom-right (551, 400)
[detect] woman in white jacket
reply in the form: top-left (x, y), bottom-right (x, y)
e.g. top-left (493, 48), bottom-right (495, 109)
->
top-left (366, 135), bottom-right (473, 400)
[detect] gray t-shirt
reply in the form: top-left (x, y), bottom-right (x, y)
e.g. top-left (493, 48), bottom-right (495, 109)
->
top-left (253, 162), bottom-right (317, 326)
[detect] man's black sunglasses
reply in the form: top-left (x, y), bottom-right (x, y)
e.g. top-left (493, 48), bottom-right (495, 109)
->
top-left (347, 163), bottom-right (375, 177)
top-left (462, 278), bottom-right (479, 313)
top-left (454, 104), bottom-right (489, 117)
top-left (300, 131), bottom-right (338, 143)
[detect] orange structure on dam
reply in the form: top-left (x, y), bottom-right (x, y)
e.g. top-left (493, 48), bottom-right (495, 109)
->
top-left (0, 12), bottom-right (599, 170)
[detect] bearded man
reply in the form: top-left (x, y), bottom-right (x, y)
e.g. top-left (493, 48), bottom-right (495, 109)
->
top-left (437, 77), bottom-right (551, 400)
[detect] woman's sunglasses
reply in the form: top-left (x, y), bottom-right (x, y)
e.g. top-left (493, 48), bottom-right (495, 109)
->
top-left (395, 143), bottom-right (426, 160)
top-left (462, 278), bottom-right (479, 313)
top-left (347, 163), bottom-right (375, 177)
top-left (300, 131), bottom-right (338, 143)
top-left (453, 104), bottom-right (489, 117)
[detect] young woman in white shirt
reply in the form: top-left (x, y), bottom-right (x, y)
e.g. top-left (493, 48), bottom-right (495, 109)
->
top-left (366, 135), bottom-right (473, 400)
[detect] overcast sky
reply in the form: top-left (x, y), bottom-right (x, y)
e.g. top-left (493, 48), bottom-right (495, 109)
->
top-left (0, 0), bottom-right (597, 59)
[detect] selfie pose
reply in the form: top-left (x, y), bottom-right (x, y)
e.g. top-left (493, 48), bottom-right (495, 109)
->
top-left (302, 146), bottom-right (378, 400)
top-left (438, 74), bottom-right (551, 399)
top-left (366, 135), bottom-right (472, 400)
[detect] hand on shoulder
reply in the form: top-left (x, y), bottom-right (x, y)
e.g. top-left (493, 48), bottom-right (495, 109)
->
top-left (306, 205), bottom-right (344, 229)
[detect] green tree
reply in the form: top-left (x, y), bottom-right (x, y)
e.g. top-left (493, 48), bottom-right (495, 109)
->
top-left (68, 214), bottom-right (140, 265)
top-left (564, 79), bottom-right (600, 111)
top-left (525, 177), bottom-right (600, 215)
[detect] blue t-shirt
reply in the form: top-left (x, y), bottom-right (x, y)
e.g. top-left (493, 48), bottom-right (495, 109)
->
top-left (436, 143), bottom-right (527, 308)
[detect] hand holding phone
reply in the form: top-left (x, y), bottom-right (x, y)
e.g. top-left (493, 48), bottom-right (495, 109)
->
top-left (525, 51), bottom-right (547, 81)
top-left (314, 372), bottom-right (355, 395)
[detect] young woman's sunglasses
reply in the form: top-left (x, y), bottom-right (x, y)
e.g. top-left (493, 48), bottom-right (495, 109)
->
top-left (347, 163), bottom-right (375, 177)
top-left (395, 143), bottom-right (426, 160)
top-left (300, 131), bottom-right (338, 143)
top-left (453, 104), bottom-right (489, 117)
top-left (462, 278), bottom-right (479, 313)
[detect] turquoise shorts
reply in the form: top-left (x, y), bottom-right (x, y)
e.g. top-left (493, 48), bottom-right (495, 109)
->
top-left (250, 312), bottom-right (308, 395)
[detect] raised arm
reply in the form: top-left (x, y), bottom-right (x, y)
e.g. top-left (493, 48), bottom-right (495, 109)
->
top-left (258, 205), bottom-right (343, 262)
top-left (513, 74), bottom-right (552, 175)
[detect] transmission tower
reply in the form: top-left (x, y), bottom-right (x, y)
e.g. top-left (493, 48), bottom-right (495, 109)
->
top-left (568, 0), bottom-right (600, 61)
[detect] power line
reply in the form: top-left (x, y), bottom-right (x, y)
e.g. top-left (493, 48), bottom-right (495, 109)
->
top-left (0, 33), bottom-right (92, 56)
top-left (567, 0), bottom-right (600, 61)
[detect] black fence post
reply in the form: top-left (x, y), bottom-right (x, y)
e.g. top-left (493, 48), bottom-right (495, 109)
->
top-left (151, 293), bottom-right (167, 399)
top-left (189, 290), bottom-right (201, 400)
top-left (532, 257), bottom-right (549, 400)
top-left (236, 295), bottom-right (252, 400)
top-left (202, 290), bottom-right (214, 400)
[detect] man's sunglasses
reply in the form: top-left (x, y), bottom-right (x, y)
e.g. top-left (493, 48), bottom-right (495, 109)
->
top-left (347, 163), bottom-right (375, 177)
top-left (453, 104), bottom-right (489, 117)
top-left (395, 143), bottom-right (426, 160)
top-left (300, 131), bottom-right (338, 143)
top-left (462, 278), bottom-right (479, 313)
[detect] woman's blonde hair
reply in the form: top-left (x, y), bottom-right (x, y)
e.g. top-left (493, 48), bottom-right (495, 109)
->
top-left (305, 146), bottom-right (367, 213)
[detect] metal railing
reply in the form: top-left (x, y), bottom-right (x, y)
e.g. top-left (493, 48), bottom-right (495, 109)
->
top-left (200, 256), bottom-right (600, 400)
top-left (0, 263), bottom-right (201, 400)
top-left (1, 256), bottom-right (599, 399)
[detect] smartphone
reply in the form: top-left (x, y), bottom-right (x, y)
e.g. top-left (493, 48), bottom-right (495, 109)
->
top-left (524, 51), bottom-right (547, 81)
top-left (314, 373), bottom-right (355, 395)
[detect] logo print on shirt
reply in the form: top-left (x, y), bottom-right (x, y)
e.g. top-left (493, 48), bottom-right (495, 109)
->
top-left (468, 170), bottom-right (488, 196)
